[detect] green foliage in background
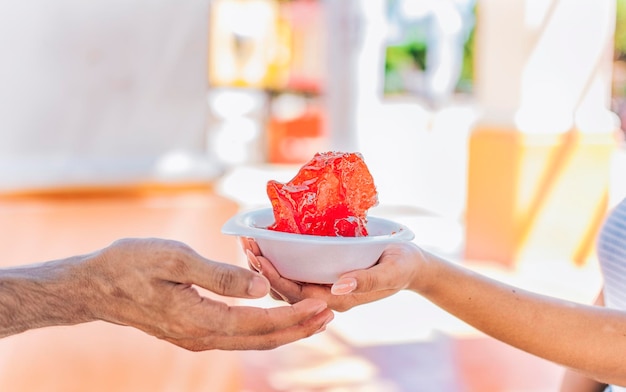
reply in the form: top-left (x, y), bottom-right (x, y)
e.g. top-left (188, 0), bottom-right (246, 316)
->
top-left (383, 1), bottom-right (476, 96)
top-left (457, 17), bottom-right (475, 93)
top-left (386, 40), bottom-right (428, 72)
top-left (616, 0), bottom-right (626, 60)
top-left (384, 39), bottom-right (428, 94)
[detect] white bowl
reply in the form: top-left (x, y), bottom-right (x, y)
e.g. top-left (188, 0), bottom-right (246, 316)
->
top-left (221, 208), bottom-right (415, 284)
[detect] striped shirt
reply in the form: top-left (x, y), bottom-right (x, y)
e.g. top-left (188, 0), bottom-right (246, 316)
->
top-left (597, 196), bottom-right (626, 392)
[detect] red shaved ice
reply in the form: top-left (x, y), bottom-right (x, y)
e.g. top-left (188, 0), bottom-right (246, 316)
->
top-left (267, 151), bottom-right (378, 237)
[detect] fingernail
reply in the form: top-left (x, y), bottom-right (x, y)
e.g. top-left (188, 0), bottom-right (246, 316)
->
top-left (314, 314), bottom-right (334, 334)
top-left (331, 277), bottom-right (357, 295)
top-left (239, 237), bottom-right (250, 252)
top-left (248, 259), bottom-right (260, 273)
top-left (249, 239), bottom-right (261, 255)
top-left (312, 301), bottom-right (327, 315)
top-left (247, 274), bottom-right (269, 297)
top-left (314, 324), bottom-right (327, 334)
top-left (246, 250), bottom-right (262, 273)
top-left (270, 288), bottom-right (290, 303)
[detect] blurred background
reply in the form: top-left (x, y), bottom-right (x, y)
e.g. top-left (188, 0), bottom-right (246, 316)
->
top-left (0, 0), bottom-right (625, 391)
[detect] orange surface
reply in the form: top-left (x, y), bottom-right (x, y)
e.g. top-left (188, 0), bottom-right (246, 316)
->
top-left (0, 185), bottom-right (569, 391)
top-left (267, 107), bottom-right (327, 164)
top-left (0, 188), bottom-right (243, 392)
top-left (465, 127), bottom-right (617, 267)
top-left (455, 336), bottom-right (563, 391)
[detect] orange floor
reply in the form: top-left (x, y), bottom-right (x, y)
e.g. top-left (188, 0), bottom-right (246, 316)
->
top-left (238, 272), bottom-right (568, 392)
top-left (0, 189), bottom-right (244, 392)
top-left (0, 188), bottom-right (571, 391)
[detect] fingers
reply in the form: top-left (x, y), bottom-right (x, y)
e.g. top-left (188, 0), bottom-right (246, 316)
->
top-left (246, 250), bottom-right (267, 274)
top-left (168, 301), bottom-right (333, 351)
top-left (239, 237), bottom-right (261, 256)
top-left (223, 298), bottom-right (332, 335)
top-left (238, 237), bottom-right (252, 255)
top-left (125, 238), bottom-right (270, 300)
top-left (247, 252), bottom-right (304, 303)
top-left (270, 289), bottom-right (288, 302)
top-left (240, 239), bottom-right (413, 313)
top-left (251, 247), bottom-right (408, 312)
top-left (332, 268), bottom-right (380, 295)
top-left (171, 298), bottom-right (334, 351)
top-left (246, 250), bottom-right (263, 273)
top-left (184, 254), bottom-right (271, 299)
top-left (102, 237), bottom-right (336, 352)
top-left (243, 240), bottom-right (311, 305)
top-left (331, 243), bottom-right (418, 295)
top-left (219, 303), bottom-right (333, 350)
top-left (330, 265), bottom-right (400, 299)
top-left (330, 277), bottom-right (357, 295)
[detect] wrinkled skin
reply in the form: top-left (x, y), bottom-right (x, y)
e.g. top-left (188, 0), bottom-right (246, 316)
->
top-left (0, 238), bottom-right (334, 351)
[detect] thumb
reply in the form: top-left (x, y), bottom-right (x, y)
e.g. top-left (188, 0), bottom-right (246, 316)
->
top-left (196, 260), bottom-right (271, 299)
top-left (331, 268), bottom-right (380, 295)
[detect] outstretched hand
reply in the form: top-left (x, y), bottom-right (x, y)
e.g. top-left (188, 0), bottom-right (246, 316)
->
top-left (63, 238), bottom-right (333, 351)
top-left (240, 237), bottom-right (422, 312)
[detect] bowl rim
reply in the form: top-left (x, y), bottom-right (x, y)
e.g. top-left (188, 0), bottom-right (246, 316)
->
top-left (221, 207), bottom-right (415, 244)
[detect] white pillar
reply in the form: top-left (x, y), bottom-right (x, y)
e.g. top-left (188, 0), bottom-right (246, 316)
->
top-left (324, 0), bottom-right (387, 152)
top-left (476, 0), bottom-right (617, 132)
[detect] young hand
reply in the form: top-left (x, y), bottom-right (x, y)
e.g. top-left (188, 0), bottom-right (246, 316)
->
top-left (240, 237), bottom-right (423, 312)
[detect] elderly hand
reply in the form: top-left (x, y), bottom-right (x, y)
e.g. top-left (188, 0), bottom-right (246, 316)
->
top-left (0, 238), bottom-right (333, 351)
top-left (240, 237), bottom-right (423, 312)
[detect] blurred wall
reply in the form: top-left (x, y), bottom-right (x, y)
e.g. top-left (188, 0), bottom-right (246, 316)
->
top-left (0, 0), bottom-right (218, 192)
top-left (466, 0), bottom-right (619, 266)
top-left (476, 0), bottom-right (616, 130)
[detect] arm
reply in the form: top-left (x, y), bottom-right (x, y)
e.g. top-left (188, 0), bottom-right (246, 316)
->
top-left (248, 240), bottom-right (626, 385)
top-left (408, 248), bottom-right (624, 387)
top-left (0, 254), bottom-right (95, 337)
top-left (559, 292), bottom-right (608, 392)
top-left (0, 238), bottom-right (333, 351)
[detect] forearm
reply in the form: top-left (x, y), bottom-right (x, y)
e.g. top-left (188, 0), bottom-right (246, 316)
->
top-left (559, 292), bottom-right (609, 392)
top-left (411, 248), bottom-right (626, 385)
top-left (560, 368), bottom-right (607, 392)
top-left (0, 255), bottom-right (97, 338)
